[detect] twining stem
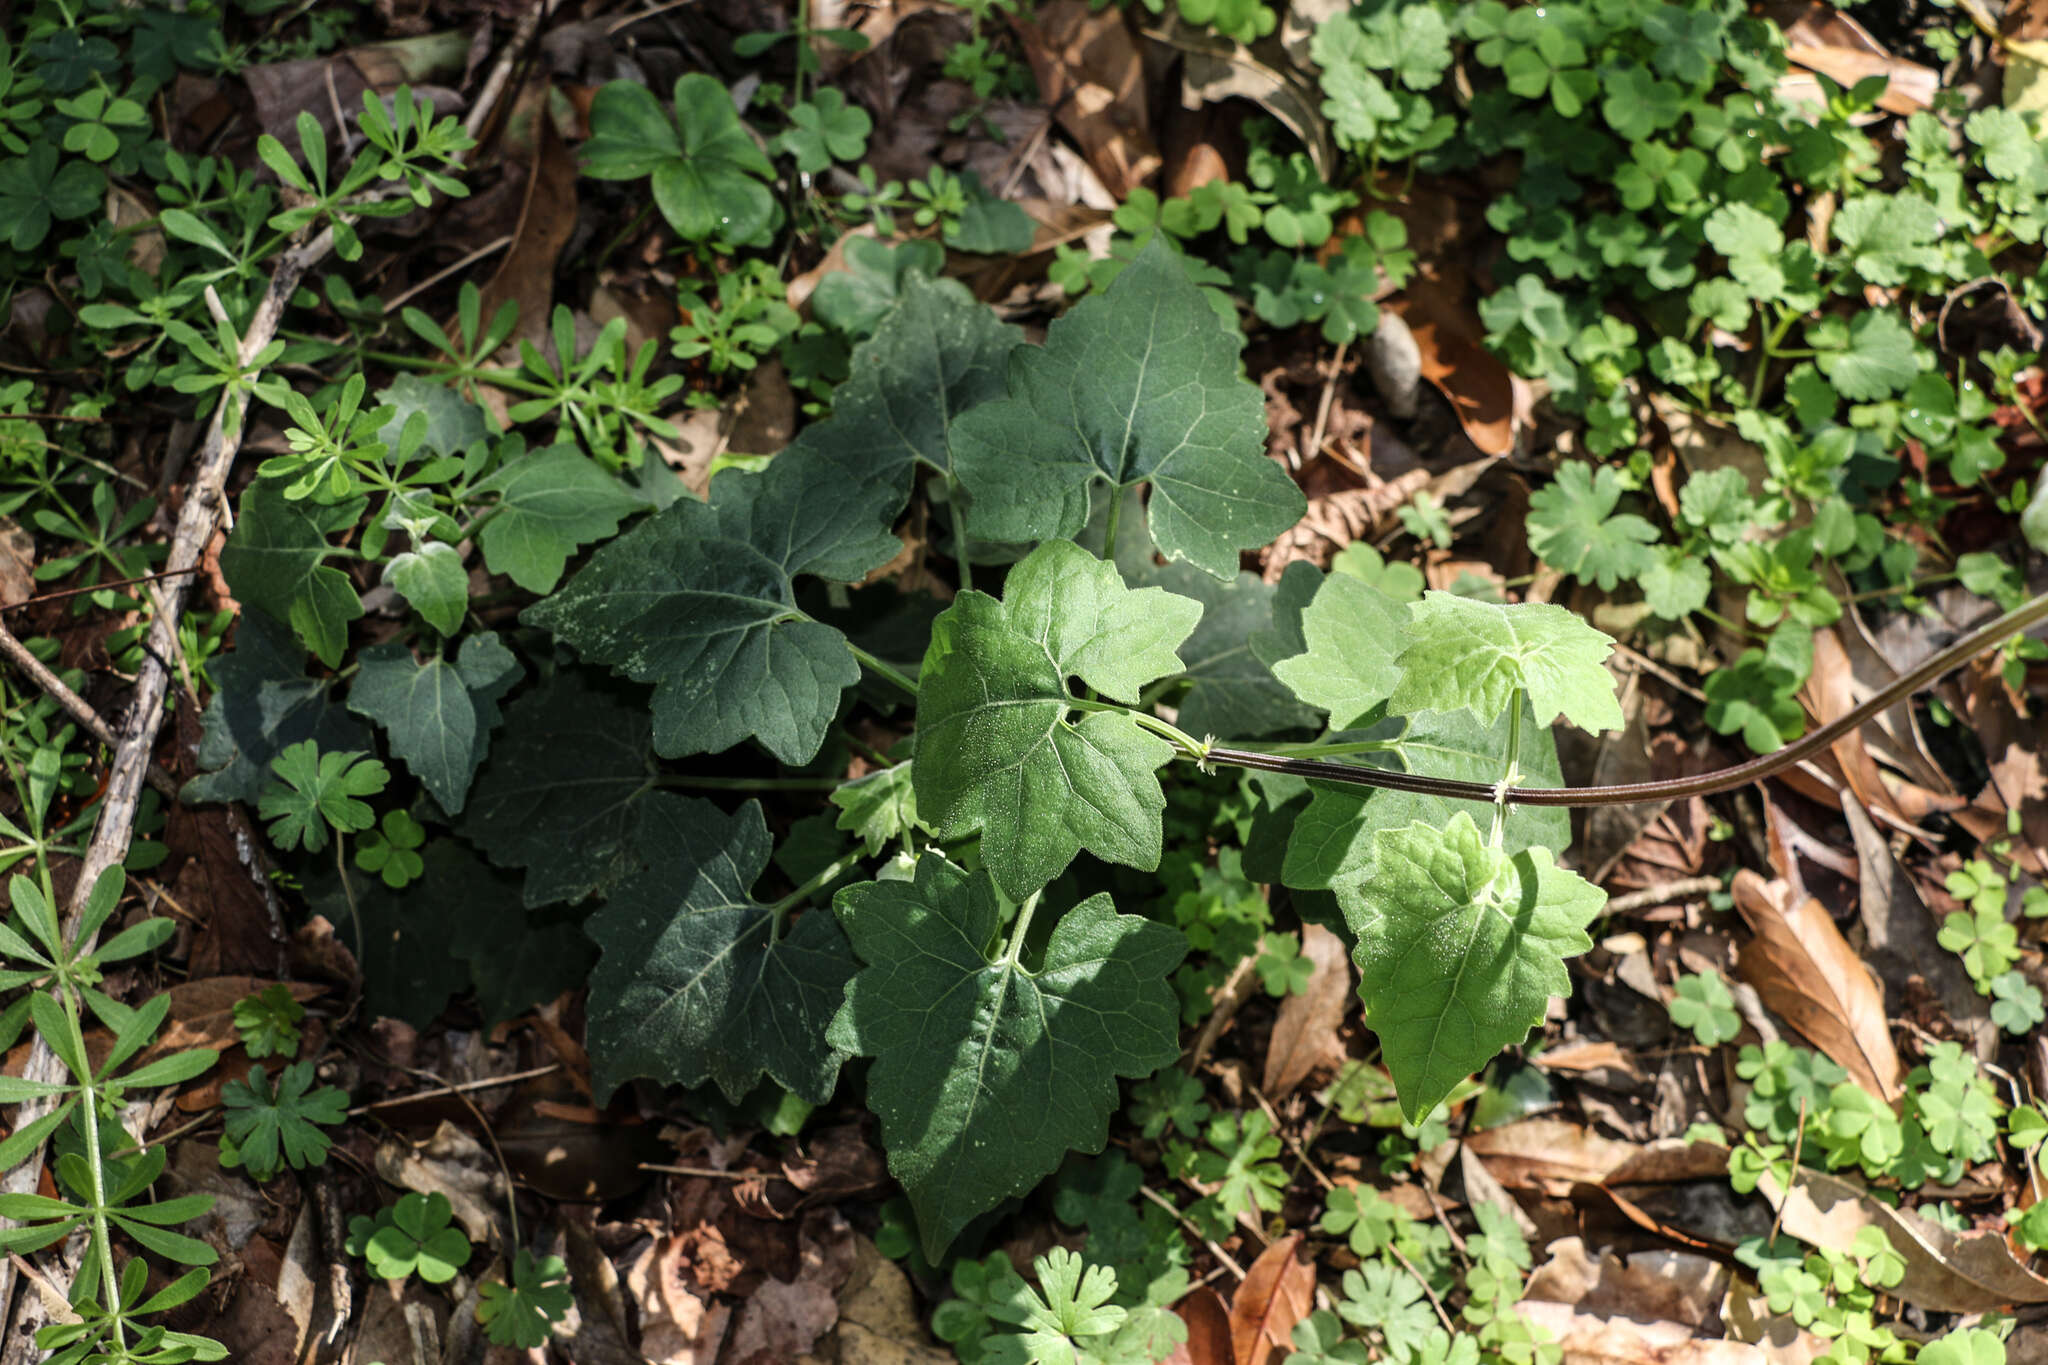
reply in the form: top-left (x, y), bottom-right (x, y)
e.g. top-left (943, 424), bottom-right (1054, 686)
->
top-left (848, 644), bottom-right (920, 697)
top-left (1200, 585), bottom-right (2048, 810)
top-left (1489, 690), bottom-right (1523, 848)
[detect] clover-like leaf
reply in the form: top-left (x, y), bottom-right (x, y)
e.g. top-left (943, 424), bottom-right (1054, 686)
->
top-left (584, 795), bottom-right (858, 1104)
top-left (776, 88), bottom-right (872, 173)
top-left (256, 741), bottom-right (389, 854)
top-left (349, 1192), bottom-right (472, 1284)
top-left (952, 239), bottom-right (1305, 579)
top-left (580, 74), bottom-right (775, 243)
top-left (829, 856), bottom-right (1185, 1260)
top-left (1526, 463), bottom-right (1659, 591)
top-left (1340, 813), bottom-right (1604, 1119)
top-left (1388, 592), bottom-right (1622, 733)
top-left (913, 540), bottom-right (1202, 900)
top-left (347, 634), bottom-right (520, 814)
top-left (220, 1060), bottom-right (349, 1181)
top-left (1811, 311), bottom-right (1918, 401)
top-left (0, 143), bottom-right (103, 251)
top-left (479, 1250), bottom-right (572, 1348)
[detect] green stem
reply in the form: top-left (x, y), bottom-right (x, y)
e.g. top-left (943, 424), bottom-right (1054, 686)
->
top-left (848, 644), bottom-right (919, 697)
top-left (1749, 307), bottom-right (1800, 409)
top-left (65, 986), bottom-right (123, 1349)
top-left (1068, 697), bottom-right (1209, 761)
top-left (769, 849), bottom-right (867, 918)
top-left (949, 497), bottom-right (975, 594)
top-left (334, 840), bottom-right (364, 970)
top-left (1102, 494), bottom-right (1123, 567)
top-left (1002, 890), bottom-right (1044, 970)
top-left (653, 774), bottom-right (844, 791)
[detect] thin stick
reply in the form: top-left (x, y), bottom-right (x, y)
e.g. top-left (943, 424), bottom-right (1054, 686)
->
top-left (381, 234), bottom-right (515, 314)
top-left (0, 621), bottom-right (180, 800)
top-left (0, 568), bottom-right (203, 614)
top-left (638, 1163), bottom-right (760, 1181)
top-left (347, 1063), bottom-right (561, 1116)
top-left (1603, 877), bottom-right (1724, 915)
top-left (1139, 1185), bottom-right (1247, 1281)
top-left (1302, 338), bottom-right (1349, 467)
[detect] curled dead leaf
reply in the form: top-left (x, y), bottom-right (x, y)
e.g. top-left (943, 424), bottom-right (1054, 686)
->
top-left (1730, 870), bottom-right (1902, 1103)
top-left (1229, 1233), bottom-right (1314, 1365)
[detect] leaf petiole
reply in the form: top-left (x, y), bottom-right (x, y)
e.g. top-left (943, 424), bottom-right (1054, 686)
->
top-left (847, 644), bottom-right (919, 697)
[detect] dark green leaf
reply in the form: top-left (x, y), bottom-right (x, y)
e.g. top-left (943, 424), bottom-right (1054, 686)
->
top-left (347, 635), bottom-right (520, 814)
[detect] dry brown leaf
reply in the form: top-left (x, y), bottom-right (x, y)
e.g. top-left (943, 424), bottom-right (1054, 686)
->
top-left (1150, 18), bottom-right (1334, 179)
top-left (1845, 795), bottom-right (1996, 1062)
top-left (823, 1237), bottom-right (956, 1364)
top-left (1518, 1302), bottom-right (1769, 1364)
top-left (1532, 1041), bottom-right (1641, 1078)
top-left (1771, 2), bottom-right (1938, 116)
top-left (1525, 1237), bottom-right (1729, 1330)
top-left (1228, 1234), bottom-right (1314, 1365)
top-left (1261, 924), bottom-right (1351, 1099)
top-left (1386, 280), bottom-right (1515, 457)
top-left (725, 1210), bottom-right (858, 1361)
top-left (1012, 1), bottom-right (1161, 198)
top-left (1730, 870), bottom-right (1902, 1102)
top-left (1165, 1285), bottom-right (1233, 1365)
top-left (476, 91), bottom-right (576, 356)
top-left (0, 515), bottom-right (29, 609)
top-left (1762, 1165), bottom-right (2048, 1313)
top-left (1463, 1120), bottom-right (1639, 1192)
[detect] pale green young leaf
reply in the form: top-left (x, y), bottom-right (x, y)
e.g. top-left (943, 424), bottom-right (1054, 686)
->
top-left (1341, 813), bottom-right (1603, 1119)
top-left (828, 857), bottom-right (1184, 1261)
top-left (474, 446), bottom-right (647, 593)
top-left (584, 795), bottom-right (857, 1104)
top-left (1388, 592), bottom-right (1622, 733)
top-left (347, 635), bottom-right (520, 814)
top-left (1526, 463), bottom-right (1659, 591)
top-left (382, 541), bottom-right (468, 636)
top-left (459, 672), bottom-right (657, 906)
top-left (912, 541), bottom-right (1200, 899)
top-left (1271, 573), bottom-right (1407, 727)
top-left (952, 239), bottom-right (1304, 579)
top-left (831, 762), bottom-right (922, 856)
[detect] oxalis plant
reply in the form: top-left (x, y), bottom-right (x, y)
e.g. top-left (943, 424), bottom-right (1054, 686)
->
top-left (223, 235), bottom-right (2041, 1268)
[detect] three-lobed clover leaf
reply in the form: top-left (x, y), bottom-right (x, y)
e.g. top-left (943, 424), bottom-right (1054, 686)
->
top-left (1526, 462), bottom-right (1659, 592)
top-left (776, 88), bottom-right (872, 173)
top-left (1340, 812), bottom-right (1604, 1119)
top-left (913, 539), bottom-right (1202, 900)
top-left (584, 795), bottom-right (858, 1104)
top-left (830, 856), bottom-right (1184, 1261)
top-left (580, 74), bottom-right (775, 243)
top-left (1668, 970), bottom-right (1741, 1046)
top-left (0, 143), bottom-right (103, 251)
top-left (952, 239), bottom-right (1305, 580)
top-left (220, 1060), bottom-right (349, 1180)
top-left (348, 1192), bottom-right (472, 1284)
top-left (479, 1250), bottom-right (572, 1347)
top-left (256, 741), bottom-right (389, 854)
top-left (1388, 591), bottom-right (1622, 733)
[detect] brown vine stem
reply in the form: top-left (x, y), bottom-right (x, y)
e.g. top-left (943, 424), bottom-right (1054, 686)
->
top-left (1203, 586), bottom-right (2048, 808)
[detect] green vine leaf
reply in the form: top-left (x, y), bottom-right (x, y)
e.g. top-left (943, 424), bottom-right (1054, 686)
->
top-left (584, 795), bottom-right (857, 1104)
top-left (1281, 701), bottom-right (1570, 890)
top-left (1146, 561), bottom-right (1320, 739)
top-left (185, 610), bottom-right (370, 806)
top-left (913, 540), bottom-right (1202, 900)
top-left (346, 634), bottom-right (520, 814)
top-left (1270, 572), bottom-right (1408, 727)
top-left (829, 856), bottom-right (1185, 1261)
top-left (460, 671), bottom-right (657, 907)
top-left (382, 540), bottom-right (467, 636)
top-left (1388, 592), bottom-right (1622, 733)
top-left (952, 238), bottom-right (1305, 579)
top-left (473, 444), bottom-right (648, 594)
top-left (523, 442), bottom-right (900, 765)
top-left (1341, 813), bottom-right (1603, 1120)
top-left (218, 481), bottom-right (365, 668)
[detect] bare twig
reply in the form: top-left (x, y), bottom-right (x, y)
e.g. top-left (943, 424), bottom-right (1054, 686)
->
top-left (1603, 877), bottom-right (1724, 915)
top-left (0, 622), bottom-right (179, 800)
top-left (347, 1062), bottom-right (561, 1116)
top-left (1138, 1185), bottom-right (1247, 1281)
top-left (1301, 338), bottom-right (1349, 468)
